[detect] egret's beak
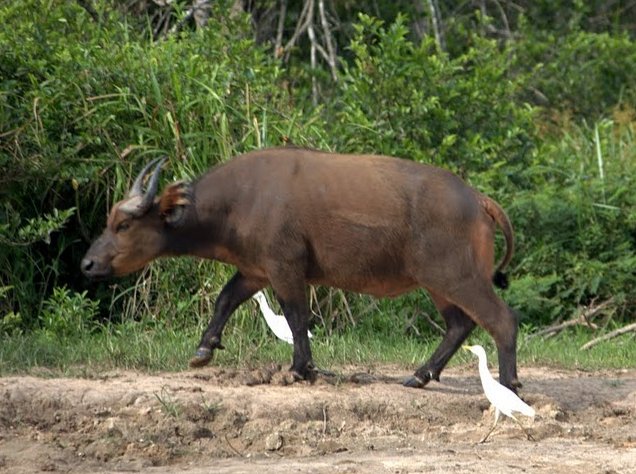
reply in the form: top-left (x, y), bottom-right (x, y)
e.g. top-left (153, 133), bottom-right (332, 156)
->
top-left (462, 345), bottom-right (471, 351)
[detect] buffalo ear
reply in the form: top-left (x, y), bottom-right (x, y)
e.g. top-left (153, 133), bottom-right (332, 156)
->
top-left (159, 181), bottom-right (193, 226)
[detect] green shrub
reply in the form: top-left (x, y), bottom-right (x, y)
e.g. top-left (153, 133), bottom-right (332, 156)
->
top-left (1, 1), bottom-right (634, 349)
top-left (507, 119), bottom-right (636, 324)
top-left (326, 14), bottom-right (536, 179)
top-left (515, 28), bottom-right (636, 120)
top-left (39, 287), bottom-right (99, 338)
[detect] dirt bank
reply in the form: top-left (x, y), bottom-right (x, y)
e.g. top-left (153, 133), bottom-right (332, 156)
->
top-left (1, 364), bottom-right (634, 473)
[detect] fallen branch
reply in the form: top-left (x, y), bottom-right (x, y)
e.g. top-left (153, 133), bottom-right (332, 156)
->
top-left (404, 309), bottom-right (445, 336)
top-left (224, 434), bottom-right (244, 457)
top-left (580, 322), bottom-right (636, 350)
top-left (530, 298), bottom-right (614, 339)
top-left (421, 311), bottom-right (445, 336)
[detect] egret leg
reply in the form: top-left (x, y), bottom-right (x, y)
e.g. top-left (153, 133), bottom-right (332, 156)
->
top-left (510, 414), bottom-right (536, 441)
top-left (479, 407), bottom-right (500, 443)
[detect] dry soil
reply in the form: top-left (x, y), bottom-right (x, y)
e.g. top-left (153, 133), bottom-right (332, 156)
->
top-left (1, 363), bottom-right (635, 473)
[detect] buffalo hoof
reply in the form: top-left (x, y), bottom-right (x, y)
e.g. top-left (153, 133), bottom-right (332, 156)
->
top-left (189, 348), bottom-right (213, 368)
top-left (289, 361), bottom-right (321, 383)
top-left (293, 368), bottom-right (317, 383)
top-left (402, 374), bottom-right (429, 389)
top-left (313, 367), bottom-right (337, 378)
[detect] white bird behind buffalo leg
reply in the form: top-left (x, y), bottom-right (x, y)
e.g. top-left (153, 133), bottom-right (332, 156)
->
top-left (252, 291), bottom-right (313, 344)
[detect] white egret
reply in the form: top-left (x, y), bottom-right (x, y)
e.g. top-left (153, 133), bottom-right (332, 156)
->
top-left (463, 344), bottom-right (535, 443)
top-left (252, 291), bottom-right (313, 344)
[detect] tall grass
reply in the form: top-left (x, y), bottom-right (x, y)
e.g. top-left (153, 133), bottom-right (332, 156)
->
top-left (504, 117), bottom-right (636, 326)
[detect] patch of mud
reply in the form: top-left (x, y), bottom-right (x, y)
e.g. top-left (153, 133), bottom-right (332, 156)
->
top-left (0, 365), bottom-right (634, 473)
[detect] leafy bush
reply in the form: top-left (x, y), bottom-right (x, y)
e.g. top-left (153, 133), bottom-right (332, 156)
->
top-left (507, 119), bottom-right (636, 324)
top-left (39, 287), bottom-right (99, 338)
top-left (515, 29), bottom-right (636, 120)
top-left (1, 1), bottom-right (634, 354)
top-left (326, 14), bottom-right (536, 179)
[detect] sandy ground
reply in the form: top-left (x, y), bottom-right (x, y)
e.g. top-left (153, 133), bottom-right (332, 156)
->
top-left (0, 363), bottom-right (634, 473)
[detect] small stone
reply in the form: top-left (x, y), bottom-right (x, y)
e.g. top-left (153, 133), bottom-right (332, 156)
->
top-left (265, 432), bottom-right (283, 451)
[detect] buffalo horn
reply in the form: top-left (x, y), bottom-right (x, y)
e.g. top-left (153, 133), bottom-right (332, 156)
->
top-left (122, 156), bottom-right (167, 216)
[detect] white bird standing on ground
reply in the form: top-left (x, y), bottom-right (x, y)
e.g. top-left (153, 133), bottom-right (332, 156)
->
top-left (463, 344), bottom-right (535, 443)
top-left (252, 291), bottom-right (313, 344)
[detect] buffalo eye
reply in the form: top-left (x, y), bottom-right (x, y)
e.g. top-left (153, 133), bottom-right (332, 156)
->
top-left (115, 220), bottom-right (131, 233)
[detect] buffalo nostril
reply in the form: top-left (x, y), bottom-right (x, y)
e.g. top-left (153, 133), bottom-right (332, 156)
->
top-left (81, 258), bottom-right (94, 273)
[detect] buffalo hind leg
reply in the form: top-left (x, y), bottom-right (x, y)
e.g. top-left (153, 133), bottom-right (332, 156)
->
top-left (450, 282), bottom-right (520, 391)
top-left (275, 292), bottom-right (316, 381)
top-left (267, 252), bottom-right (317, 382)
top-left (189, 271), bottom-right (264, 368)
top-left (404, 292), bottom-right (476, 388)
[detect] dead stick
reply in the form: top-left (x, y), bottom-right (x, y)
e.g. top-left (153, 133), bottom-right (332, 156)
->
top-left (224, 434), bottom-right (244, 457)
top-left (580, 322), bottom-right (636, 350)
top-left (531, 299), bottom-right (614, 338)
top-left (421, 311), bottom-right (445, 335)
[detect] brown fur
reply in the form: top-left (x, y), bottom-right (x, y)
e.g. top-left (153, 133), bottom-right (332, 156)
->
top-left (82, 147), bottom-right (521, 390)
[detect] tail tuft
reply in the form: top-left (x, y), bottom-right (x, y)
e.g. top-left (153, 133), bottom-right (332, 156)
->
top-left (493, 271), bottom-right (509, 290)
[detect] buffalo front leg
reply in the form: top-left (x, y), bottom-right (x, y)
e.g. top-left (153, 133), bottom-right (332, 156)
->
top-left (189, 272), bottom-right (264, 368)
top-left (404, 291), bottom-right (476, 388)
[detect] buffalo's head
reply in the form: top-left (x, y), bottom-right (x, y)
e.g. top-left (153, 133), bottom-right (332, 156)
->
top-left (81, 158), bottom-right (192, 279)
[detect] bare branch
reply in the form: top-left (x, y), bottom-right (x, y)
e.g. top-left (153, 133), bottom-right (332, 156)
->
top-left (403, 308), bottom-right (445, 336)
top-left (491, 0), bottom-right (511, 39)
top-left (318, 0), bottom-right (338, 81)
top-left (426, 0), bottom-right (445, 51)
top-left (283, 0), bottom-right (313, 58)
top-left (305, 0), bottom-right (318, 105)
top-left (168, 0), bottom-right (212, 38)
top-left (192, 0), bottom-right (212, 29)
top-left (275, 0), bottom-right (288, 58)
top-left (580, 322), bottom-right (636, 350)
top-left (421, 310), bottom-right (445, 335)
top-left (530, 298), bottom-right (615, 339)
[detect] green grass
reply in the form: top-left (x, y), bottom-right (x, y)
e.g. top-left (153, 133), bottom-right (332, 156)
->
top-left (1, 318), bottom-right (634, 377)
top-left (520, 328), bottom-right (636, 370)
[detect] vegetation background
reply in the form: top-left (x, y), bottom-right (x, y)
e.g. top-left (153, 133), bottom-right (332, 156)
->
top-left (0, 0), bottom-right (634, 372)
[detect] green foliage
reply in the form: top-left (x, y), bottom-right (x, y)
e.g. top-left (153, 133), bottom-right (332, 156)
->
top-left (507, 119), bottom-right (636, 324)
top-left (514, 29), bottom-right (636, 120)
top-left (327, 14), bottom-right (535, 179)
top-left (3, 207), bottom-right (76, 246)
top-left (0, 207), bottom-right (77, 331)
top-left (0, 309), bottom-right (22, 336)
top-left (39, 286), bottom-right (99, 338)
